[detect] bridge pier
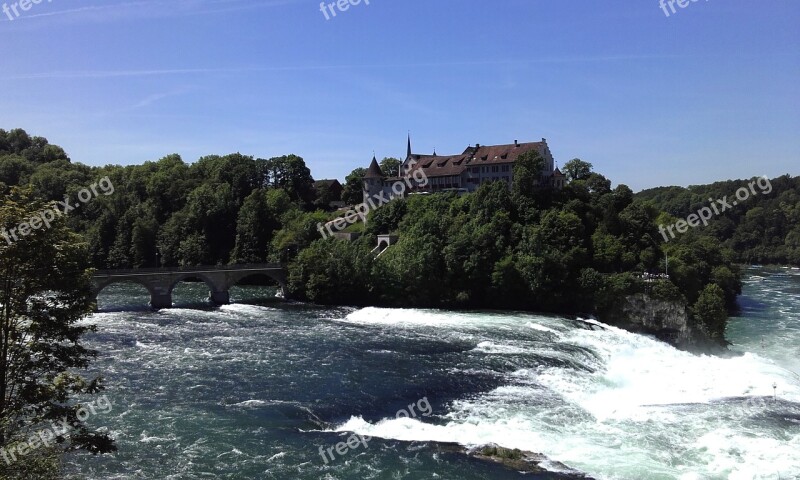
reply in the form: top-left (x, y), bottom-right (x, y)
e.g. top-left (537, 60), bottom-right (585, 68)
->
top-left (209, 290), bottom-right (230, 306)
top-left (150, 293), bottom-right (173, 309)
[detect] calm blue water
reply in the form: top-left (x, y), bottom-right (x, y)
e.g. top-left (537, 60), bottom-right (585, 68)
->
top-left (65, 269), bottom-right (800, 479)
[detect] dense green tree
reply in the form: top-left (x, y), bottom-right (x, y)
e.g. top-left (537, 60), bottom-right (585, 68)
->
top-left (692, 284), bottom-right (728, 342)
top-left (183, 183), bottom-right (237, 265)
top-left (0, 156), bottom-right (34, 189)
top-left (0, 188), bottom-right (116, 479)
top-left (379, 157), bottom-right (402, 177)
top-left (287, 238), bottom-right (372, 304)
top-left (341, 168), bottom-right (366, 206)
top-left (144, 155), bottom-right (193, 221)
top-left (364, 197), bottom-right (407, 237)
top-left (562, 158), bottom-right (593, 182)
top-left (511, 150), bottom-right (547, 198)
top-left (230, 189), bottom-right (279, 264)
top-left (270, 210), bottom-right (329, 263)
top-left (262, 155), bottom-right (315, 204)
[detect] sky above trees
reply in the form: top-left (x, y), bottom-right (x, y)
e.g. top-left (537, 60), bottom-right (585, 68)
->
top-left (0, 0), bottom-right (797, 191)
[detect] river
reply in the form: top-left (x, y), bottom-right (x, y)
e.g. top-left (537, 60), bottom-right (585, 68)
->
top-left (65, 267), bottom-right (800, 479)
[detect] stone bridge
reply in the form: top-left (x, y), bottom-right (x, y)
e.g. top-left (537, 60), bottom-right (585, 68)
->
top-left (92, 264), bottom-right (287, 309)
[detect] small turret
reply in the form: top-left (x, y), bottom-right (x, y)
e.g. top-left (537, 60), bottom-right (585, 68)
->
top-left (363, 155), bottom-right (384, 204)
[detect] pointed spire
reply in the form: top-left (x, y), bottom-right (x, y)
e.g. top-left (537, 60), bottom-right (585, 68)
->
top-left (407, 132), bottom-right (412, 159)
top-left (365, 155), bottom-right (383, 178)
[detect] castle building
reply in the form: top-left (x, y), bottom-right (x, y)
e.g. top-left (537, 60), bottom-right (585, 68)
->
top-left (364, 136), bottom-right (565, 203)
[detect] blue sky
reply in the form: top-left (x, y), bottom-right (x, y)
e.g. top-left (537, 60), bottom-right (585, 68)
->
top-left (0, 0), bottom-right (797, 191)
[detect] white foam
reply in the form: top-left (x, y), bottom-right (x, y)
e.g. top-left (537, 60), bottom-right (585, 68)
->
top-left (331, 307), bottom-right (800, 479)
top-left (472, 341), bottom-right (528, 355)
top-left (229, 400), bottom-right (269, 408)
top-left (570, 348), bottom-right (793, 420)
top-left (525, 321), bottom-right (560, 334)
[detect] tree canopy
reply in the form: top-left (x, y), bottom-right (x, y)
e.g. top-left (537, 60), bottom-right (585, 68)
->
top-left (0, 187), bottom-right (116, 478)
top-left (637, 175), bottom-right (800, 265)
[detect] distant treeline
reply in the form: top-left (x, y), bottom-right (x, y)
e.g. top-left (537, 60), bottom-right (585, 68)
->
top-left (637, 175), bottom-right (800, 266)
top-left (0, 128), bottom-right (337, 268)
top-left (1, 128), bottom-right (754, 346)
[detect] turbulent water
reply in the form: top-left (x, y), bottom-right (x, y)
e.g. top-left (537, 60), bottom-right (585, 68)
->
top-left (65, 268), bottom-right (800, 480)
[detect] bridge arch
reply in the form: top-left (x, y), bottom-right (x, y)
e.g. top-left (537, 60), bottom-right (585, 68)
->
top-left (168, 272), bottom-right (229, 306)
top-left (91, 264), bottom-right (287, 310)
top-left (167, 272), bottom-right (224, 295)
top-left (223, 270), bottom-right (286, 292)
top-left (92, 278), bottom-right (159, 311)
top-left (93, 278), bottom-right (157, 298)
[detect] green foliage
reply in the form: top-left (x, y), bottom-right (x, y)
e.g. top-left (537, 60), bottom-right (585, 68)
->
top-left (0, 129), bottom-right (321, 269)
top-left (0, 128), bottom-right (752, 349)
top-left (287, 238), bottom-right (373, 304)
top-left (0, 188), bottom-right (116, 477)
top-left (562, 158), bottom-right (593, 182)
top-left (364, 198), bottom-right (407, 238)
top-left (341, 168), bottom-right (366, 206)
top-left (637, 175), bottom-right (800, 265)
top-left (650, 279), bottom-right (685, 302)
top-left (511, 150), bottom-right (546, 199)
top-left (286, 152), bottom-right (742, 345)
top-left (270, 210), bottom-right (329, 263)
top-left (261, 154), bottom-right (315, 204)
top-left (692, 284), bottom-right (728, 341)
top-left (230, 189), bottom-right (281, 264)
top-left (379, 157), bottom-right (402, 177)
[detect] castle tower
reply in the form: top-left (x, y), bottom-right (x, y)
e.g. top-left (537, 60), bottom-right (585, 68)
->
top-left (363, 155), bottom-right (384, 204)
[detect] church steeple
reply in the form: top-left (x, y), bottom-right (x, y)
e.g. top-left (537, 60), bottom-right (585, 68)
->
top-left (407, 132), bottom-right (412, 160)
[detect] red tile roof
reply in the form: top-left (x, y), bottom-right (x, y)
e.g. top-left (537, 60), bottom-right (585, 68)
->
top-left (407, 141), bottom-right (546, 178)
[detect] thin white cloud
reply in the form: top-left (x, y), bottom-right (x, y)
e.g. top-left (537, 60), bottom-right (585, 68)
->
top-left (2, 68), bottom-right (241, 80)
top-left (0, 0), bottom-right (302, 24)
top-left (128, 86), bottom-right (196, 110)
top-left (0, 55), bottom-right (696, 81)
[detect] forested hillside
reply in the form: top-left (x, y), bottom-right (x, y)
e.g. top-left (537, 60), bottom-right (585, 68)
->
top-left (288, 157), bottom-right (743, 347)
top-left (637, 176), bottom-right (800, 265)
top-left (1, 128), bottom-right (746, 347)
top-left (0, 128), bottom-right (326, 268)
